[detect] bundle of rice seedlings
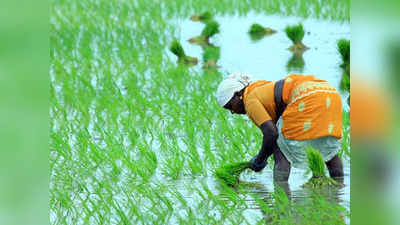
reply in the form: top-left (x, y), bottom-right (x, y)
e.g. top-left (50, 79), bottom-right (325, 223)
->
top-left (202, 46), bottom-right (220, 68)
top-left (183, 56), bottom-right (198, 66)
top-left (248, 23), bottom-right (277, 41)
top-left (285, 23), bottom-right (305, 44)
top-left (215, 162), bottom-right (251, 187)
top-left (249, 24), bottom-right (265, 34)
top-left (203, 46), bottom-right (220, 62)
top-left (169, 40), bottom-right (198, 66)
top-left (201, 21), bottom-right (220, 38)
top-left (190, 11), bottom-right (213, 22)
top-left (188, 35), bottom-right (207, 45)
top-left (302, 146), bottom-right (341, 188)
top-left (285, 23), bottom-right (309, 53)
top-left (170, 40), bottom-right (185, 59)
top-left (337, 39), bottom-right (350, 74)
top-left (337, 39), bottom-right (350, 65)
top-left (340, 71), bottom-right (350, 92)
top-left (188, 21), bottom-right (220, 46)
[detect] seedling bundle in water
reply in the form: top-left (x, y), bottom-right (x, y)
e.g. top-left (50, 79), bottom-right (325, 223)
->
top-left (215, 162), bottom-right (251, 187)
top-left (188, 20), bottom-right (220, 46)
top-left (285, 23), bottom-right (309, 54)
top-left (248, 23), bottom-right (276, 41)
top-left (337, 39), bottom-right (350, 69)
top-left (169, 39), bottom-right (198, 66)
top-left (190, 11), bottom-right (213, 23)
top-left (202, 45), bottom-right (220, 69)
top-left (302, 147), bottom-right (340, 188)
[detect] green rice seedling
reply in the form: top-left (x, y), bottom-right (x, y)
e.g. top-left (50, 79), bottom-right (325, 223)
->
top-left (202, 133), bottom-right (217, 166)
top-left (337, 39), bottom-right (350, 71)
top-left (306, 147), bottom-right (325, 178)
top-left (202, 46), bottom-right (220, 69)
top-left (182, 56), bottom-right (198, 67)
top-left (203, 45), bottom-right (220, 62)
top-left (215, 180), bottom-right (244, 205)
top-left (188, 35), bottom-right (208, 46)
top-left (340, 111), bottom-right (350, 158)
top-left (285, 23), bottom-right (305, 44)
top-left (248, 23), bottom-right (277, 41)
top-left (215, 161), bottom-right (251, 186)
top-left (136, 144), bottom-right (158, 182)
top-left (285, 23), bottom-right (309, 53)
top-left (188, 21), bottom-right (220, 46)
top-left (302, 146), bottom-right (341, 188)
top-left (339, 70), bottom-right (350, 92)
top-left (187, 146), bottom-right (205, 175)
top-left (337, 39), bottom-right (350, 87)
top-left (169, 39), bottom-right (198, 66)
top-left (253, 186), bottom-right (347, 224)
top-left (249, 23), bottom-right (265, 34)
top-left (202, 21), bottom-right (220, 37)
top-left (169, 39), bottom-right (185, 59)
top-left (170, 188), bottom-right (188, 209)
top-left (162, 151), bottom-right (185, 180)
top-left (190, 11), bottom-right (213, 22)
top-left (50, 0), bottom-right (350, 223)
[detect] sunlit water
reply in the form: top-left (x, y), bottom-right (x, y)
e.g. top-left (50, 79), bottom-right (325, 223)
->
top-left (170, 11), bottom-right (350, 108)
top-left (168, 11), bottom-right (350, 223)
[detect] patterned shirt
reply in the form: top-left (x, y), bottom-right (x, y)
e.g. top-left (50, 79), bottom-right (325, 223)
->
top-left (243, 74), bottom-right (342, 140)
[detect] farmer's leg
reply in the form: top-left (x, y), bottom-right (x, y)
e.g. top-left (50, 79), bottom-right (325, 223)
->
top-left (273, 148), bottom-right (291, 182)
top-left (325, 154), bottom-right (344, 178)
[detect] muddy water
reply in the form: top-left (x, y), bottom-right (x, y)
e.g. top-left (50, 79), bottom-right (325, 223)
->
top-left (171, 12), bottom-right (350, 223)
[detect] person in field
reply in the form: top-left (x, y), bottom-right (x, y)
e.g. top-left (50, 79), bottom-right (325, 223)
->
top-left (216, 72), bottom-right (344, 181)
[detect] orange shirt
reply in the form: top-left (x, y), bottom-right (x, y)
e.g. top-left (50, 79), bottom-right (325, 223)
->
top-left (243, 80), bottom-right (276, 125)
top-left (243, 74), bottom-right (342, 140)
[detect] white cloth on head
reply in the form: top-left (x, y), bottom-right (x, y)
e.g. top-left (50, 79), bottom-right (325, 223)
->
top-left (216, 71), bottom-right (254, 107)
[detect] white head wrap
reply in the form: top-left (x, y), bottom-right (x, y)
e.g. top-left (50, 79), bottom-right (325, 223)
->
top-left (216, 71), bottom-right (254, 107)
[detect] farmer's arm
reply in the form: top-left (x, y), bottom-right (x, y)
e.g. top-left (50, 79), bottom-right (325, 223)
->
top-left (254, 120), bottom-right (278, 164)
top-left (244, 96), bottom-right (276, 171)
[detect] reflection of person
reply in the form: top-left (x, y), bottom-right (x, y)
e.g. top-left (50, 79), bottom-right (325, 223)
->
top-left (216, 72), bottom-right (344, 181)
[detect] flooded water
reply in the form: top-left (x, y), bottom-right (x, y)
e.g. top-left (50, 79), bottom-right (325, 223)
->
top-left (172, 11), bottom-right (350, 109)
top-left (161, 159), bottom-right (350, 224)
top-left (51, 3), bottom-right (352, 223)
top-left (170, 11), bottom-right (350, 223)
top-left (243, 161), bottom-right (350, 222)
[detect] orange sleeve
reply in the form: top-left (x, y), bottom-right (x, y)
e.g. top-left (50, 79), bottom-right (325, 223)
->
top-left (245, 93), bottom-right (272, 127)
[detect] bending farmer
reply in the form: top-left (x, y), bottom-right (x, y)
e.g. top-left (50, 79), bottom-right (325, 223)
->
top-left (216, 72), bottom-right (344, 181)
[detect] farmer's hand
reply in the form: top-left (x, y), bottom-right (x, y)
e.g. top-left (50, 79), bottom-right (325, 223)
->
top-left (250, 156), bottom-right (267, 172)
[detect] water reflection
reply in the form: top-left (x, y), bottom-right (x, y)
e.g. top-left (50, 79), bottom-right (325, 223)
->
top-left (239, 161), bottom-right (350, 213)
top-left (248, 24), bottom-right (277, 42)
top-left (286, 52), bottom-right (305, 73)
top-left (202, 45), bottom-right (221, 70)
top-left (240, 176), bottom-right (347, 223)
